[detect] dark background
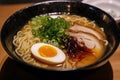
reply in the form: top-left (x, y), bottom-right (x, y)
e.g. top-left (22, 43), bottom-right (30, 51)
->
top-left (0, 0), bottom-right (82, 4)
top-left (0, 0), bottom-right (49, 4)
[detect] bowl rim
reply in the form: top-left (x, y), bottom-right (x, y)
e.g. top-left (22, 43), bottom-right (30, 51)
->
top-left (82, 0), bottom-right (120, 21)
top-left (1, 1), bottom-right (120, 72)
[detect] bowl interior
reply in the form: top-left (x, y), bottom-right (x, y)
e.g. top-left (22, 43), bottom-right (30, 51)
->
top-left (1, 1), bottom-right (120, 71)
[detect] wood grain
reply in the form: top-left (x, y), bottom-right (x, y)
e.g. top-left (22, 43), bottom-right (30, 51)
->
top-left (0, 3), bottom-right (120, 80)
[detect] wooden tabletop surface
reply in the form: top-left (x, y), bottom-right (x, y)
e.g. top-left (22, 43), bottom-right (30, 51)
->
top-left (0, 3), bottom-right (120, 80)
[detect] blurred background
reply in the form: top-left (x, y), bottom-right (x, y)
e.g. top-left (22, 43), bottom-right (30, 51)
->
top-left (0, 0), bottom-right (49, 4)
top-left (0, 0), bottom-right (82, 4)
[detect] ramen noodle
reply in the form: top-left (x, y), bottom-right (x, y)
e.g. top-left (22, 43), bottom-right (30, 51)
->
top-left (13, 15), bottom-right (108, 70)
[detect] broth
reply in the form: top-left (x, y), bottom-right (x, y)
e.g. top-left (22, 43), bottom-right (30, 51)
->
top-left (13, 14), bottom-right (108, 70)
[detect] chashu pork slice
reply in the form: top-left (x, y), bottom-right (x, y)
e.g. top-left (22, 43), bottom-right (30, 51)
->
top-left (68, 24), bottom-right (106, 40)
top-left (69, 31), bottom-right (106, 57)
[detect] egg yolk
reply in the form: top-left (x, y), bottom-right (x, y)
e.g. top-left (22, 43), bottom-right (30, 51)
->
top-left (38, 45), bottom-right (57, 57)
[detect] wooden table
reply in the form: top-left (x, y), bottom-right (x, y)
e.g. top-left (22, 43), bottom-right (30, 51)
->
top-left (0, 3), bottom-right (120, 80)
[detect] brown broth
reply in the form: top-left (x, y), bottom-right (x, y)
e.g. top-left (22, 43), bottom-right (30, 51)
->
top-left (13, 15), bottom-right (108, 70)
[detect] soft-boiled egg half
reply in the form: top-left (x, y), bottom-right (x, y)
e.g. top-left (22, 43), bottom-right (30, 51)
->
top-left (31, 43), bottom-right (66, 64)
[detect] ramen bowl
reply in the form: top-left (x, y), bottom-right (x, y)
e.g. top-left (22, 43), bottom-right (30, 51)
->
top-left (1, 1), bottom-right (120, 73)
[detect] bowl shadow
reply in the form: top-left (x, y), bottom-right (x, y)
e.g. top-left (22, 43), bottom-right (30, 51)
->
top-left (0, 57), bottom-right (113, 80)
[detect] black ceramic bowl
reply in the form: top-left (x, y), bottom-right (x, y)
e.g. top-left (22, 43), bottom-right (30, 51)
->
top-left (1, 1), bottom-right (120, 72)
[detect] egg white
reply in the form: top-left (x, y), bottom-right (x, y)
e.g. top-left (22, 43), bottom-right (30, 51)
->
top-left (31, 43), bottom-right (66, 64)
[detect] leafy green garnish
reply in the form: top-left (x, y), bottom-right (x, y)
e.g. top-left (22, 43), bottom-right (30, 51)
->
top-left (30, 15), bottom-right (70, 46)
